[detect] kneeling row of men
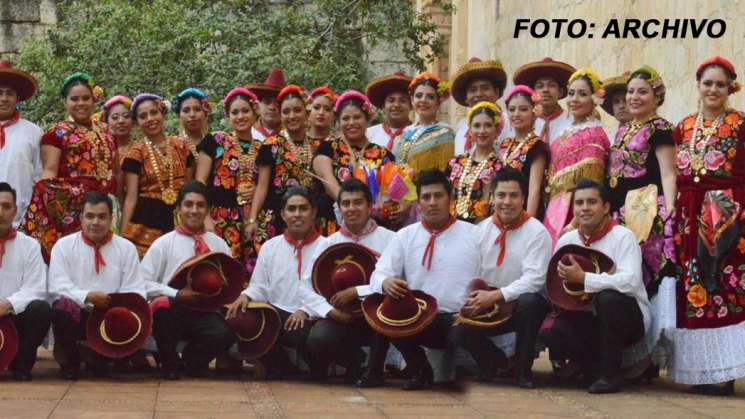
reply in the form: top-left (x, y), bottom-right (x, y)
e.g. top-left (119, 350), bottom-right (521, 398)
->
top-left (0, 169), bottom-right (646, 394)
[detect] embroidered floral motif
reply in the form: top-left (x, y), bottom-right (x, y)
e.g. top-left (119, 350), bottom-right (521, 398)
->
top-left (676, 110), bottom-right (743, 178)
top-left (609, 117), bottom-right (673, 181)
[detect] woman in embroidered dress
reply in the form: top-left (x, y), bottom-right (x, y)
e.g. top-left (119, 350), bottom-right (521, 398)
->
top-left (196, 87), bottom-right (261, 275)
top-left (101, 95), bottom-right (134, 209)
top-left (498, 85), bottom-right (549, 219)
top-left (446, 101), bottom-right (503, 223)
top-left (247, 85), bottom-right (322, 247)
top-left (313, 90), bottom-right (395, 233)
top-left (307, 86), bottom-right (336, 142)
top-left (121, 94), bottom-right (194, 257)
top-left (392, 72), bottom-right (454, 175)
top-left (667, 56), bottom-right (745, 395)
top-left (21, 72), bottom-right (115, 261)
top-left (175, 87), bottom-right (211, 161)
top-left (543, 68), bottom-right (609, 247)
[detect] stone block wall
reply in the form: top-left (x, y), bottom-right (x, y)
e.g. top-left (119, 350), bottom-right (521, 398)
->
top-left (0, 0), bottom-right (58, 57)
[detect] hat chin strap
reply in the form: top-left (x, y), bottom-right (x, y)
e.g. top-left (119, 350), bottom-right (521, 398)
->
top-left (377, 298), bottom-right (428, 327)
top-left (100, 312), bottom-right (142, 346)
top-left (237, 311), bottom-right (266, 342)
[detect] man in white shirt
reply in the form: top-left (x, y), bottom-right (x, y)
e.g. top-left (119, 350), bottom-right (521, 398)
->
top-left (452, 169), bottom-right (552, 389)
top-left (369, 170), bottom-right (481, 390)
top-left (450, 57), bottom-right (509, 155)
top-left (226, 186), bottom-right (326, 379)
top-left (304, 179), bottom-right (396, 385)
top-left (140, 181), bottom-right (234, 379)
top-left (0, 182), bottom-right (50, 381)
top-left (542, 179), bottom-right (649, 394)
top-left (512, 57), bottom-right (576, 144)
top-left (0, 61), bottom-right (43, 227)
top-left (49, 192), bottom-right (145, 379)
top-left (365, 72), bottom-right (412, 150)
top-left (246, 68), bottom-right (285, 141)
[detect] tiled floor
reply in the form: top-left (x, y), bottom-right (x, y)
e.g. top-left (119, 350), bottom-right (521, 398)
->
top-left (1, 350), bottom-right (744, 418)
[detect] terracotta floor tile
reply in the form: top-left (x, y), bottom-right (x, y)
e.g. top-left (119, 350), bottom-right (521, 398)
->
top-left (49, 408), bottom-right (154, 419)
top-left (155, 412), bottom-right (258, 419)
top-left (154, 400), bottom-right (253, 413)
top-left (0, 410), bottom-right (55, 419)
top-left (378, 403), bottom-right (481, 416)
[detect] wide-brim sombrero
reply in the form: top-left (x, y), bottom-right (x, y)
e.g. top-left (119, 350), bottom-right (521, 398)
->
top-left (226, 302), bottom-right (280, 361)
top-left (458, 278), bottom-right (515, 328)
top-left (546, 244), bottom-right (615, 312)
top-left (601, 73), bottom-right (629, 116)
top-left (312, 243), bottom-right (377, 315)
top-left (362, 290), bottom-right (438, 338)
top-left (0, 317), bottom-right (19, 371)
top-left (168, 252), bottom-right (246, 312)
top-left (513, 57), bottom-right (576, 98)
top-left (365, 72), bottom-right (412, 109)
top-left (450, 58), bottom-right (508, 106)
top-left (86, 293), bottom-right (152, 359)
top-left (0, 60), bottom-right (38, 101)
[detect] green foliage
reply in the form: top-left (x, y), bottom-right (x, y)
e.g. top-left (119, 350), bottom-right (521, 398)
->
top-left (17, 0), bottom-right (452, 129)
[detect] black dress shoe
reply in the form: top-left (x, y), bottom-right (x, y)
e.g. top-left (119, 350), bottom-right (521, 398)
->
top-left (690, 380), bottom-right (735, 396)
top-left (356, 370), bottom-right (385, 388)
top-left (517, 374), bottom-right (536, 389)
top-left (588, 377), bottom-right (621, 394)
top-left (61, 367), bottom-right (80, 380)
top-left (12, 371), bottom-right (32, 382)
top-left (403, 365), bottom-right (434, 391)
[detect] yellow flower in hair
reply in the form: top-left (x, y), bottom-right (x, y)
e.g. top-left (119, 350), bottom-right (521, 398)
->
top-left (437, 80), bottom-right (450, 98)
top-left (467, 101), bottom-right (502, 126)
top-left (568, 67), bottom-right (603, 93)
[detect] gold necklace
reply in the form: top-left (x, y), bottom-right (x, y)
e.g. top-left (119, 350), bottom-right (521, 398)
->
top-left (281, 129), bottom-right (313, 188)
top-left (608, 116), bottom-right (657, 188)
top-left (78, 123), bottom-right (112, 181)
top-left (500, 132), bottom-right (536, 167)
top-left (231, 133), bottom-right (257, 206)
top-left (689, 111), bottom-right (725, 183)
top-left (455, 152), bottom-right (494, 218)
top-left (143, 137), bottom-right (176, 205)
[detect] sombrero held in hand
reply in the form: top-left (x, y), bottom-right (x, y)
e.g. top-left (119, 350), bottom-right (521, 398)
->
top-left (312, 243), bottom-right (377, 315)
top-left (168, 252), bottom-right (246, 312)
top-left (546, 244), bottom-right (615, 312)
top-left (86, 293), bottom-right (152, 359)
top-left (0, 317), bottom-right (19, 371)
top-left (226, 302), bottom-right (280, 361)
top-left (458, 278), bottom-right (515, 328)
top-left (362, 289), bottom-right (437, 338)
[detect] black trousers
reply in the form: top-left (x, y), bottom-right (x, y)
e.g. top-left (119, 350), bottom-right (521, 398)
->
top-left (152, 299), bottom-right (235, 371)
top-left (306, 317), bottom-right (389, 375)
top-left (541, 289), bottom-right (645, 378)
top-left (52, 306), bottom-right (99, 369)
top-left (8, 300), bottom-right (51, 374)
top-left (390, 313), bottom-right (457, 373)
top-left (262, 307), bottom-right (315, 373)
top-left (451, 292), bottom-right (550, 378)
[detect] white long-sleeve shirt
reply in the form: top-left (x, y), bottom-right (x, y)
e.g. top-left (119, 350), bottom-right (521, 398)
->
top-left (48, 232), bottom-right (145, 306)
top-left (0, 118), bottom-right (42, 227)
top-left (244, 234), bottom-right (327, 316)
top-left (302, 225), bottom-right (395, 318)
top-left (0, 231), bottom-right (46, 314)
top-left (140, 230), bottom-right (231, 299)
top-left (476, 217), bottom-right (552, 302)
top-left (555, 225), bottom-right (651, 333)
top-left (369, 220), bottom-right (480, 313)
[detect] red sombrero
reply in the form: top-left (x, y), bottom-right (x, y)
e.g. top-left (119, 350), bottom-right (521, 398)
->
top-left (450, 57), bottom-right (508, 106)
top-left (86, 293), bottom-right (152, 359)
top-left (362, 290), bottom-right (437, 338)
top-left (0, 60), bottom-right (38, 101)
top-left (245, 68), bottom-right (286, 100)
top-left (458, 278), bottom-right (515, 328)
top-left (513, 57), bottom-right (576, 98)
top-left (0, 317), bottom-right (19, 371)
top-left (312, 243), bottom-right (377, 315)
top-left (168, 252), bottom-right (246, 312)
top-left (226, 302), bottom-right (281, 361)
top-left (601, 72), bottom-right (629, 116)
top-left (365, 72), bottom-right (412, 109)
top-left (546, 244), bottom-right (615, 312)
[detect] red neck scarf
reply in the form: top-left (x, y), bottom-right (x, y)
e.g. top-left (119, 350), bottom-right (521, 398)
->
top-left (538, 107), bottom-right (564, 142)
top-left (420, 216), bottom-right (456, 271)
top-left (0, 228), bottom-right (17, 269)
top-left (492, 211), bottom-right (532, 267)
top-left (284, 229), bottom-right (322, 278)
top-left (176, 225), bottom-right (210, 256)
top-left (0, 111), bottom-right (21, 149)
top-left (579, 217), bottom-right (617, 247)
top-left (81, 231), bottom-right (113, 274)
top-left (254, 121), bottom-right (276, 139)
top-left (340, 219), bottom-right (381, 256)
top-left (384, 122), bottom-right (409, 150)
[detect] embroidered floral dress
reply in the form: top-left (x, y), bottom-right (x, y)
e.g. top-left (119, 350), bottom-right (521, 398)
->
top-left (254, 133), bottom-right (321, 248)
top-left (314, 137), bottom-right (394, 235)
top-left (544, 119), bottom-right (609, 247)
top-left (121, 136), bottom-right (193, 257)
top-left (21, 120), bottom-right (117, 261)
top-left (608, 117), bottom-right (676, 296)
top-left (198, 132), bottom-right (261, 274)
top-left (497, 135), bottom-right (549, 220)
top-left (446, 154), bottom-right (500, 223)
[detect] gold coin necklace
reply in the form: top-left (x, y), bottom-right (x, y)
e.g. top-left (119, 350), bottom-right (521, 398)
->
top-left (232, 133), bottom-right (257, 206)
top-left (689, 111), bottom-right (724, 183)
top-left (281, 129), bottom-right (313, 187)
top-left (455, 152), bottom-right (494, 218)
top-left (500, 132), bottom-right (536, 167)
top-left (608, 116), bottom-right (658, 188)
top-left (144, 137), bottom-right (177, 205)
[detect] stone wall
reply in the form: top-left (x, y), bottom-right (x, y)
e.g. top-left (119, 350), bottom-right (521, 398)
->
top-left (0, 0), bottom-right (57, 57)
top-left (439, 0), bottom-right (745, 126)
